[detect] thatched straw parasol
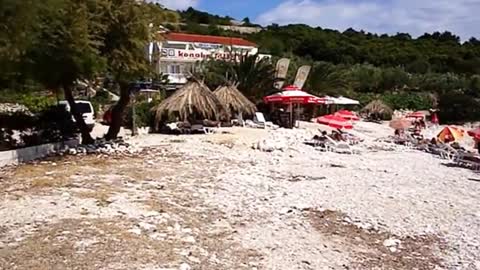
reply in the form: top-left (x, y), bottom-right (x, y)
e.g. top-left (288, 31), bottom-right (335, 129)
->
top-left (213, 84), bottom-right (257, 119)
top-left (153, 79), bottom-right (225, 126)
top-left (362, 100), bottom-right (393, 119)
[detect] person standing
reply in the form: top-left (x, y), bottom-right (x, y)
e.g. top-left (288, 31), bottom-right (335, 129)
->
top-left (431, 111), bottom-right (439, 126)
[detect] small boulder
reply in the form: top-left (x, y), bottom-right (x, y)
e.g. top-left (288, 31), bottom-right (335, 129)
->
top-left (179, 263), bottom-right (191, 270)
top-left (383, 238), bottom-right (401, 248)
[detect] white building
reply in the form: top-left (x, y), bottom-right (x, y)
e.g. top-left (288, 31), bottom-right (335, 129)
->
top-left (154, 32), bottom-right (268, 90)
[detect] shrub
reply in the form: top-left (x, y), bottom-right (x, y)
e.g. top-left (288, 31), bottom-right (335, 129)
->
top-left (20, 95), bottom-right (56, 112)
top-left (125, 99), bottom-right (161, 128)
top-left (0, 91), bottom-right (56, 113)
top-left (438, 92), bottom-right (480, 123)
top-left (91, 90), bottom-right (114, 117)
top-left (382, 92), bottom-right (433, 110)
top-left (353, 92), bottom-right (434, 111)
top-left (0, 128), bottom-right (16, 151)
top-left (0, 105), bottom-right (77, 150)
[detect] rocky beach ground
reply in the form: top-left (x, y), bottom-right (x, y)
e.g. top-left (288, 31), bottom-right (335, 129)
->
top-left (0, 122), bottom-right (479, 269)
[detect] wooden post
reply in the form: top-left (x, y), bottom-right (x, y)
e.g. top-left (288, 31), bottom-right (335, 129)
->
top-left (289, 103), bottom-right (293, 128)
top-left (131, 95), bottom-right (137, 136)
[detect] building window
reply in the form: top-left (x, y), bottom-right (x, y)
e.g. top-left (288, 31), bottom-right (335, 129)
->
top-left (162, 42), bottom-right (187, 50)
top-left (167, 64), bottom-right (181, 74)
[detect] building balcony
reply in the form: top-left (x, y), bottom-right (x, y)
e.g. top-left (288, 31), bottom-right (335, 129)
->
top-left (165, 73), bottom-right (188, 85)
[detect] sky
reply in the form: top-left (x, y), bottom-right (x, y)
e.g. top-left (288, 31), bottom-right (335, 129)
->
top-left (153, 0), bottom-right (480, 39)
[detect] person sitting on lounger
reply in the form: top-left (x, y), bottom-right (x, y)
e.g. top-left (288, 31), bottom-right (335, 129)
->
top-left (308, 131), bottom-right (328, 148)
top-left (413, 124), bottom-right (421, 136)
top-left (313, 131), bottom-right (328, 143)
top-left (331, 130), bottom-right (345, 141)
top-left (450, 142), bottom-right (466, 151)
top-left (419, 119), bottom-right (426, 129)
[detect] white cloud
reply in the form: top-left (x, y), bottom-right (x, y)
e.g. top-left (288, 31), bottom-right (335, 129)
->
top-left (150, 0), bottom-right (199, 10)
top-left (256, 0), bottom-right (480, 39)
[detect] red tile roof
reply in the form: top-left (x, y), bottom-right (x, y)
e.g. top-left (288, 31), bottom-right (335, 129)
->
top-left (165, 32), bottom-right (257, 47)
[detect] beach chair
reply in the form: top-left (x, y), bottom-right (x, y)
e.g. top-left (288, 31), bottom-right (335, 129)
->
top-left (438, 145), bottom-right (458, 161)
top-left (325, 136), bottom-right (359, 154)
top-left (203, 127), bottom-right (217, 134)
top-left (245, 119), bottom-right (263, 129)
top-left (342, 132), bottom-right (362, 145)
top-left (190, 124), bottom-right (205, 134)
top-left (416, 143), bottom-right (429, 152)
top-left (231, 112), bottom-right (246, 127)
top-left (454, 152), bottom-right (480, 170)
top-left (304, 137), bottom-right (328, 152)
top-left (253, 112), bottom-right (278, 129)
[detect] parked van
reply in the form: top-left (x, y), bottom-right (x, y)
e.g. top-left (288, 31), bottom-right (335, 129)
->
top-left (58, 100), bottom-right (95, 131)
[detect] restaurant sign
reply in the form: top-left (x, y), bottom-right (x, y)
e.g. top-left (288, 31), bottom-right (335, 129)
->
top-left (161, 48), bottom-right (247, 61)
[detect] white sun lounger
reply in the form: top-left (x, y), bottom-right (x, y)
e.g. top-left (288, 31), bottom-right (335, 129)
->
top-left (325, 136), bottom-right (359, 154)
top-left (304, 138), bottom-right (328, 152)
top-left (203, 127), bottom-right (217, 134)
top-left (253, 112), bottom-right (278, 129)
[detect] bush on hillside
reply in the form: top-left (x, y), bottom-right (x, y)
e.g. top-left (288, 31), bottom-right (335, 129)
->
top-left (353, 92), bottom-right (434, 111)
top-left (382, 92), bottom-right (434, 110)
top-left (438, 92), bottom-right (480, 123)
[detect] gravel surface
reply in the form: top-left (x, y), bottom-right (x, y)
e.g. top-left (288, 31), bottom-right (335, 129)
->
top-left (1, 121), bottom-right (479, 269)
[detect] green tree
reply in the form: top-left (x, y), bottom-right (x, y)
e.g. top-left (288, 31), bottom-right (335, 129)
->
top-left (306, 61), bottom-right (349, 96)
top-left (348, 64), bottom-right (383, 93)
top-left (379, 67), bottom-right (409, 91)
top-left (26, 0), bottom-right (107, 144)
top-left (466, 75), bottom-right (480, 98)
top-left (201, 54), bottom-right (275, 101)
top-left (0, 0), bottom-right (44, 88)
top-left (101, 0), bottom-right (159, 140)
top-left (438, 92), bottom-right (480, 123)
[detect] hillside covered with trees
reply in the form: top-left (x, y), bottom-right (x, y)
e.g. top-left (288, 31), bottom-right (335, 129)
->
top-left (179, 8), bottom-right (480, 122)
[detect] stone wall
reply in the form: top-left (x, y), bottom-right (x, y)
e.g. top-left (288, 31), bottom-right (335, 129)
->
top-left (0, 139), bottom-right (79, 167)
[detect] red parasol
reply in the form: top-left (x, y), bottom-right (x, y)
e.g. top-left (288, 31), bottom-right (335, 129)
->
top-left (467, 127), bottom-right (480, 140)
top-left (316, 114), bottom-right (353, 129)
top-left (263, 85), bottom-right (327, 104)
top-left (335, 109), bottom-right (360, 121)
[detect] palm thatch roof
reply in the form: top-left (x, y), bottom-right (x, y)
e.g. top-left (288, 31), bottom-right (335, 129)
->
top-left (213, 84), bottom-right (257, 118)
top-left (362, 99), bottom-right (393, 116)
top-left (153, 79), bottom-right (225, 125)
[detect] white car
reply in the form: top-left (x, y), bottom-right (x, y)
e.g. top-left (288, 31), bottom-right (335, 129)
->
top-left (58, 100), bottom-right (95, 130)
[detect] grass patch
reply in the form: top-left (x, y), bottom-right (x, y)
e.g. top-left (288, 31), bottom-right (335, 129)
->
top-left (30, 177), bottom-right (71, 189)
top-left (76, 190), bottom-right (115, 207)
